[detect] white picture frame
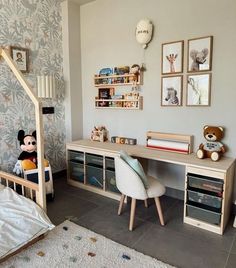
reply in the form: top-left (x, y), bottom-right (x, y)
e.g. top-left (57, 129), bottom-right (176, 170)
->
top-left (186, 73), bottom-right (211, 106)
top-left (161, 75), bottom-right (183, 106)
top-left (162, 40), bottom-right (184, 75)
top-left (187, 36), bottom-right (213, 73)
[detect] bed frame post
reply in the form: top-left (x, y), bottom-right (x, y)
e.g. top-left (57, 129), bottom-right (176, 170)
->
top-left (0, 47), bottom-right (46, 211)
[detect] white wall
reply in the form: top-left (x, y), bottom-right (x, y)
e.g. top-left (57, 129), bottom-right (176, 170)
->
top-left (62, 0), bottom-right (83, 141)
top-left (80, 0), bottom-right (236, 192)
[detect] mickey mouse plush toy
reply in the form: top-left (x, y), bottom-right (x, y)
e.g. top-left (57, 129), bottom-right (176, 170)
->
top-left (13, 130), bottom-right (38, 175)
top-left (18, 130), bottom-right (38, 169)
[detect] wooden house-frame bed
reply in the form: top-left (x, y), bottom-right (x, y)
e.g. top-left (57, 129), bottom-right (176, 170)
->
top-left (0, 47), bottom-right (53, 263)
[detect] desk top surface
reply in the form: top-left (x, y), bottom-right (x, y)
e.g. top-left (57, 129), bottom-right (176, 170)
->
top-left (67, 139), bottom-right (235, 173)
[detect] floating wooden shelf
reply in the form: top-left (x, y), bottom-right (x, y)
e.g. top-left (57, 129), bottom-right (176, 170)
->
top-left (93, 67), bottom-right (143, 110)
top-left (95, 97), bottom-right (143, 110)
top-left (94, 72), bottom-right (142, 87)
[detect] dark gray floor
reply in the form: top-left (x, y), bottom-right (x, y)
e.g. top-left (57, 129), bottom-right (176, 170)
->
top-left (47, 176), bottom-right (236, 268)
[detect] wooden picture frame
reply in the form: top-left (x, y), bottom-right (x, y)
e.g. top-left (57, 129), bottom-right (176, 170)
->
top-left (186, 73), bottom-right (211, 106)
top-left (162, 40), bottom-right (184, 75)
top-left (10, 46), bottom-right (29, 73)
top-left (161, 75), bottom-right (183, 106)
top-left (187, 36), bottom-right (213, 73)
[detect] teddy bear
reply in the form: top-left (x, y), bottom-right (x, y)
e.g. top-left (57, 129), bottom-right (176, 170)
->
top-left (129, 64), bottom-right (140, 83)
top-left (190, 48), bottom-right (208, 71)
top-left (196, 125), bottom-right (226, 161)
top-left (13, 130), bottom-right (48, 175)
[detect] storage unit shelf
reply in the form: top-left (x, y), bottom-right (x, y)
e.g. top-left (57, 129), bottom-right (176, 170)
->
top-left (94, 66), bottom-right (143, 110)
top-left (94, 73), bottom-right (142, 87)
top-left (67, 150), bottom-right (120, 199)
top-left (95, 97), bottom-right (143, 110)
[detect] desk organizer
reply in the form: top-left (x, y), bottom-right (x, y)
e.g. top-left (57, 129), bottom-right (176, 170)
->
top-left (146, 131), bottom-right (193, 154)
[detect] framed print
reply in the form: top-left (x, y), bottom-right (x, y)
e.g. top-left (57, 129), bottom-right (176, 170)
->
top-left (162, 40), bottom-right (184, 75)
top-left (187, 36), bottom-right (213, 73)
top-left (161, 75), bottom-right (183, 106)
top-left (10, 46), bottom-right (29, 73)
top-left (98, 88), bottom-right (111, 99)
top-left (186, 73), bottom-right (211, 106)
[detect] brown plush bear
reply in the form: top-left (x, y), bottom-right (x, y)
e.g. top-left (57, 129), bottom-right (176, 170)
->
top-left (197, 125), bottom-right (226, 161)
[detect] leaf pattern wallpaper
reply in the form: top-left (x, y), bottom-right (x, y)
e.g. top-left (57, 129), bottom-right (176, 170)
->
top-left (0, 0), bottom-right (66, 173)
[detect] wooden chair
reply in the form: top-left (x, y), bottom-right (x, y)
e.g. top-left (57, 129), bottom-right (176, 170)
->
top-left (115, 156), bottom-right (166, 231)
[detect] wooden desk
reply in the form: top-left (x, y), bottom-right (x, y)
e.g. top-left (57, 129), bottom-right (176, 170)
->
top-left (66, 139), bottom-right (235, 234)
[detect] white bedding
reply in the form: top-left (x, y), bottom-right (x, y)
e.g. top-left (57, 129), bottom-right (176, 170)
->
top-left (0, 184), bottom-right (54, 260)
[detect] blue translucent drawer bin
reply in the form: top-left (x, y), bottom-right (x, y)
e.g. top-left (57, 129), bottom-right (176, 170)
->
top-left (68, 150), bottom-right (84, 163)
top-left (186, 204), bottom-right (221, 225)
top-left (86, 165), bottom-right (103, 188)
top-left (69, 161), bottom-right (84, 183)
top-left (187, 190), bottom-right (222, 211)
top-left (86, 153), bottom-right (103, 168)
top-left (106, 170), bottom-right (120, 194)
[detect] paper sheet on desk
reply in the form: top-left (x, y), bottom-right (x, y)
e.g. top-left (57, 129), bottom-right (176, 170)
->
top-left (147, 139), bottom-right (189, 153)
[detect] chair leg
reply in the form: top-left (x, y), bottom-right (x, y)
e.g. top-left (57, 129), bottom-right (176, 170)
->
top-left (144, 199), bottom-right (148, 208)
top-left (154, 197), bottom-right (165, 226)
top-left (129, 198), bottom-right (136, 231)
top-left (118, 194), bottom-right (125, 215)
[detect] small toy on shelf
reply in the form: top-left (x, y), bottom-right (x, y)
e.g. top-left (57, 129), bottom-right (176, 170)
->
top-left (129, 64), bottom-right (140, 84)
top-left (111, 136), bottom-right (137, 145)
top-left (197, 125), bottom-right (226, 161)
top-left (91, 126), bottom-right (108, 142)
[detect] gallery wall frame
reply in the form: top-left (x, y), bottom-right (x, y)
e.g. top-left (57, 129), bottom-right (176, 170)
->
top-left (186, 73), bottom-right (211, 106)
top-left (10, 46), bottom-right (29, 73)
top-left (187, 36), bottom-right (213, 73)
top-left (161, 40), bottom-right (184, 75)
top-left (161, 75), bottom-right (183, 106)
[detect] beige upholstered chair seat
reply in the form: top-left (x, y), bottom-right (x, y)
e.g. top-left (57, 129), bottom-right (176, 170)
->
top-left (115, 156), bottom-right (166, 231)
top-left (146, 176), bottom-right (166, 198)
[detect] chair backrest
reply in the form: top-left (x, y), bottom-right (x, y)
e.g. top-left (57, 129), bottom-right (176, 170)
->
top-left (115, 157), bottom-right (148, 200)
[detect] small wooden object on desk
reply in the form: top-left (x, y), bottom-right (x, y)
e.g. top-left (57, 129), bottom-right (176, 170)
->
top-left (91, 126), bottom-right (108, 142)
top-left (146, 131), bottom-right (193, 154)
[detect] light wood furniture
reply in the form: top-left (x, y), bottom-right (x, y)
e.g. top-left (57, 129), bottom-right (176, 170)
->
top-left (147, 131), bottom-right (193, 154)
top-left (95, 96), bottom-right (143, 110)
top-left (94, 69), bottom-right (143, 110)
top-left (0, 47), bottom-right (46, 211)
top-left (94, 73), bottom-right (142, 87)
top-left (67, 139), bottom-right (235, 235)
top-left (115, 157), bottom-right (165, 231)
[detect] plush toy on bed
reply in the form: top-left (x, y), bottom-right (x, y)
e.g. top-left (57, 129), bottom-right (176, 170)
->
top-left (196, 125), bottom-right (226, 162)
top-left (13, 130), bottom-right (49, 175)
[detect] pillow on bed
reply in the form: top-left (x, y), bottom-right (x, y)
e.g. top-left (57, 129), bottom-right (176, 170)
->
top-left (119, 150), bottom-right (149, 189)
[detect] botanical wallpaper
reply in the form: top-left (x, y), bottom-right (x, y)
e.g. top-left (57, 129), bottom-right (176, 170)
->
top-left (0, 0), bottom-right (66, 172)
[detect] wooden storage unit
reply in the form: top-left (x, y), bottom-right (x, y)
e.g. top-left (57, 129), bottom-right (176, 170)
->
top-left (67, 140), bottom-right (235, 234)
top-left (67, 145), bottom-right (121, 201)
top-left (184, 166), bottom-right (235, 235)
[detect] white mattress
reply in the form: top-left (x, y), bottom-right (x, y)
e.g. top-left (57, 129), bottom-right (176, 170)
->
top-left (0, 184), bottom-right (54, 260)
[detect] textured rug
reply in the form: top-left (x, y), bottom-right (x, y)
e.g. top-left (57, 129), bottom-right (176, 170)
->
top-left (1, 220), bottom-right (175, 268)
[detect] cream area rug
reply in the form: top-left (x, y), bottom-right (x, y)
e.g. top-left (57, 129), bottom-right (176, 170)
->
top-left (1, 220), bottom-right (175, 268)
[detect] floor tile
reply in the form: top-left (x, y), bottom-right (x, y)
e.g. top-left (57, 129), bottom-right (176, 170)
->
top-left (230, 235), bottom-right (236, 254)
top-left (75, 204), bottom-right (153, 248)
top-left (162, 200), bottom-right (236, 252)
top-left (225, 253), bottom-right (236, 268)
top-left (134, 224), bottom-right (228, 268)
top-left (47, 191), bottom-right (98, 225)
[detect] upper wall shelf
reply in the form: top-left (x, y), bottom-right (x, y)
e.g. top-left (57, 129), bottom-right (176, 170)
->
top-left (94, 73), bottom-right (142, 87)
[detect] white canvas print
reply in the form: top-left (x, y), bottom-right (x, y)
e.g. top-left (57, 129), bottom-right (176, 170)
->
top-left (161, 76), bottom-right (183, 106)
top-left (187, 73), bottom-right (211, 106)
